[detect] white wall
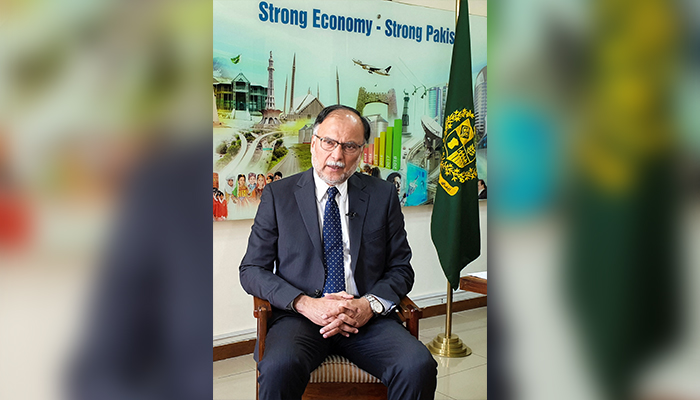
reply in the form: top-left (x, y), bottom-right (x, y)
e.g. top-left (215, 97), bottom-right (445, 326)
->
top-left (213, 201), bottom-right (487, 344)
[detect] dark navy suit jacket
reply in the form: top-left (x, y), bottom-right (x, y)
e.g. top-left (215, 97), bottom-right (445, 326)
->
top-left (239, 169), bottom-right (414, 314)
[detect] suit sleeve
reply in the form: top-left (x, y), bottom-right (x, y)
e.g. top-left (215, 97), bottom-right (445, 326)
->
top-left (365, 184), bottom-right (414, 306)
top-left (239, 185), bottom-right (304, 310)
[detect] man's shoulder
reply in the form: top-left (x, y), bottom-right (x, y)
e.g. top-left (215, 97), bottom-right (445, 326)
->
top-left (350, 172), bottom-right (395, 193)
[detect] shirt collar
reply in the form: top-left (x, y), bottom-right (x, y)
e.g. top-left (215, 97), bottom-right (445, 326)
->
top-left (313, 169), bottom-right (349, 203)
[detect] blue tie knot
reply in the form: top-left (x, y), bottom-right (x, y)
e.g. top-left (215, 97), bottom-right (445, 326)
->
top-left (327, 186), bottom-right (338, 201)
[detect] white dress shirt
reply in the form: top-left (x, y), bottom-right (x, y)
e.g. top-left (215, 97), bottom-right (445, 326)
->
top-left (312, 171), bottom-right (393, 314)
top-left (312, 171), bottom-right (358, 296)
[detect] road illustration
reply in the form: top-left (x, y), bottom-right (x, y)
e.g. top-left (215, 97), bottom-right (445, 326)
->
top-left (268, 146), bottom-right (301, 177)
top-left (214, 127), bottom-right (283, 182)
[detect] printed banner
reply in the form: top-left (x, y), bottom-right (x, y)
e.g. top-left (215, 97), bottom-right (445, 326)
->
top-left (213, 0), bottom-right (486, 220)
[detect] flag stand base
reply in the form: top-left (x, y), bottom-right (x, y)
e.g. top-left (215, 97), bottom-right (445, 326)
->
top-left (427, 333), bottom-right (472, 358)
top-left (427, 282), bottom-right (472, 358)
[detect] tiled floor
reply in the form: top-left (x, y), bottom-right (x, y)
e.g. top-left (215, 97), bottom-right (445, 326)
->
top-left (213, 307), bottom-right (487, 400)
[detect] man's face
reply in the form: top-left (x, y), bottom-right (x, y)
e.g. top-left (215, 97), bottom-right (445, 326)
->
top-left (478, 181), bottom-right (485, 191)
top-left (311, 111), bottom-right (365, 186)
top-left (274, 175), bottom-right (281, 181)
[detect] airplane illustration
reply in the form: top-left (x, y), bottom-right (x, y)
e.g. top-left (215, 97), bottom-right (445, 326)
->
top-left (353, 59), bottom-right (391, 76)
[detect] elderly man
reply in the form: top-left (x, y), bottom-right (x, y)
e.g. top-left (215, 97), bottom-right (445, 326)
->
top-left (240, 105), bottom-right (437, 400)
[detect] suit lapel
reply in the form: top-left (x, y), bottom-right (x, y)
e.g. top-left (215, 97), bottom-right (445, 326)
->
top-left (347, 174), bottom-right (369, 274)
top-left (295, 169), bottom-right (324, 262)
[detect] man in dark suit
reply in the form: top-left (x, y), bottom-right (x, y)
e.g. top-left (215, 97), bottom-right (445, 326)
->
top-left (240, 105), bottom-right (437, 400)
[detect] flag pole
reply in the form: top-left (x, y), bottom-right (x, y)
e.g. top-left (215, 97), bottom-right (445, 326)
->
top-left (445, 282), bottom-right (453, 338)
top-left (427, 282), bottom-right (471, 357)
top-left (455, 0), bottom-right (460, 24)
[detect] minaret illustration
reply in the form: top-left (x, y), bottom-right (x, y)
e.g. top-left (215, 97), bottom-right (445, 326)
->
top-left (283, 76), bottom-right (288, 117)
top-left (257, 51), bottom-right (281, 128)
top-left (289, 53), bottom-right (296, 113)
top-left (336, 67), bottom-right (340, 104)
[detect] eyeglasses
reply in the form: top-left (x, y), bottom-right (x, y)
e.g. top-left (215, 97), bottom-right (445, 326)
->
top-left (313, 134), bottom-right (364, 155)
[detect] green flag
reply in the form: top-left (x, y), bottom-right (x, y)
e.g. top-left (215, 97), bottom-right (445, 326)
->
top-left (430, 1), bottom-right (481, 290)
top-left (230, 54), bottom-right (241, 64)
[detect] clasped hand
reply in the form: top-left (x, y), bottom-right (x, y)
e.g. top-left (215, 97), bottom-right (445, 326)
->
top-left (294, 292), bottom-right (373, 339)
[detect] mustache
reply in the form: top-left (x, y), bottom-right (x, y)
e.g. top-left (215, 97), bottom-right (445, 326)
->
top-left (326, 160), bottom-right (345, 168)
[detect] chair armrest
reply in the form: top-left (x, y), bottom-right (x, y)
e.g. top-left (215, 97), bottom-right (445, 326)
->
top-left (253, 297), bottom-right (271, 360)
top-left (253, 297), bottom-right (272, 319)
top-left (396, 296), bottom-right (422, 339)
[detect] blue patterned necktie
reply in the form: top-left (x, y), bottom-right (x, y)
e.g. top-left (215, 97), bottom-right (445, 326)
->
top-left (323, 186), bottom-right (345, 294)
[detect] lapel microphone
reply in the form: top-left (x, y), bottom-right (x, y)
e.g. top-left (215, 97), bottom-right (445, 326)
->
top-left (346, 212), bottom-right (357, 219)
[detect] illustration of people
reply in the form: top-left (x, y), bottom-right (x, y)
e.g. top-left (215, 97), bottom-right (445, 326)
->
top-left (250, 173), bottom-right (266, 203)
top-left (234, 174), bottom-right (249, 206)
top-left (223, 176), bottom-right (236, 203)
top-left (273, 171), bottom-right (283, 181)
top-left (371, 167), bottom-right (381, 179)
top-left (362, 164), bottom-right (372, 175)
top-left (213, 190), bottom-right (228, 221)
top-left (247, 172), bottom-right (257, 193)
top-left (219, 190), bottom-right (228, 220)
top-left (478, 179), bottom-right (487, 199)
top-left (387, 172), bottom-right (406, 206)
top-left (266, 173), bottom-right (274, 184)
top-left (213, 189), bottom-right (218, 220)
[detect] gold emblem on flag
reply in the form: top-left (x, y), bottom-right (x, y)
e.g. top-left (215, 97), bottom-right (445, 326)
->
top-left (439, 108), bottom-right (478, 196)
